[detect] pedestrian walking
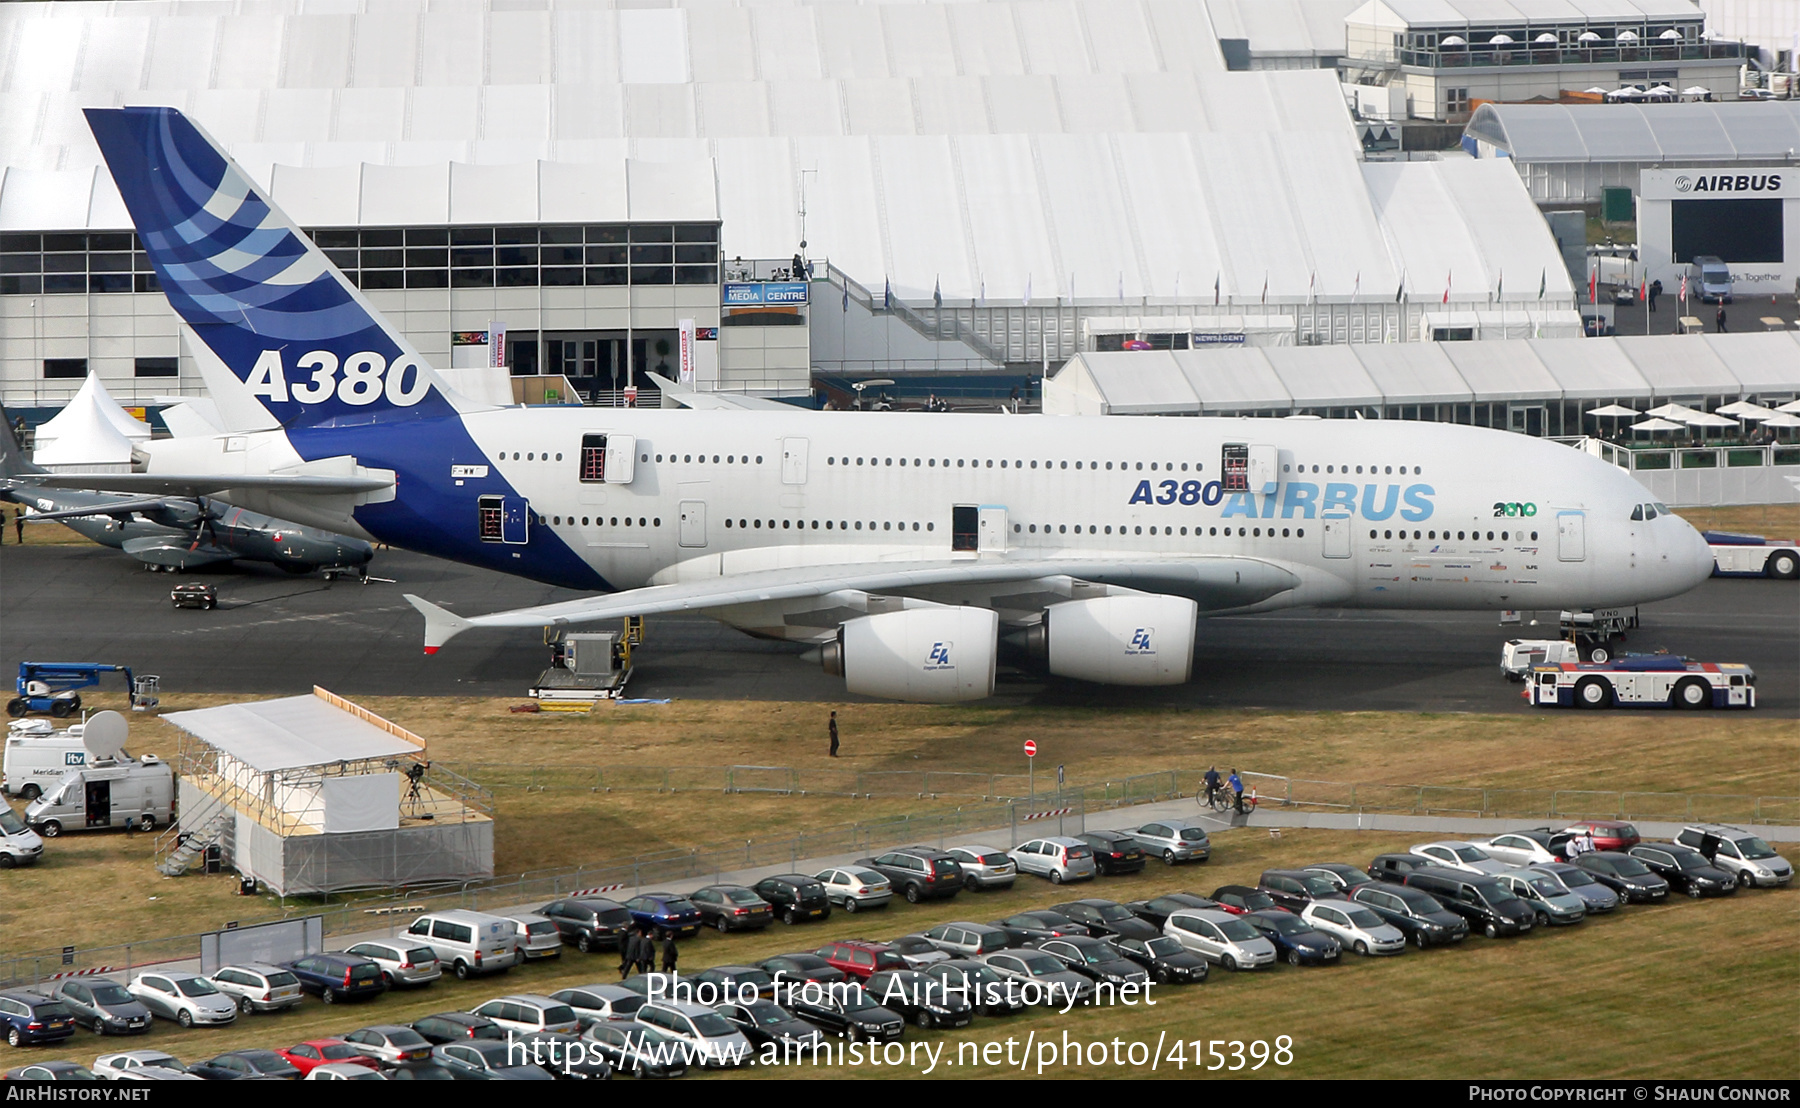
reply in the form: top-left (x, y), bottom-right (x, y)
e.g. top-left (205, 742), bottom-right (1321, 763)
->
top-left (1648, 279), bottom-right (1661, 313)
top-left (1228, 768), bottom-right (1245, 815)
top-left (10, 505), bottom-right (20, 545)
top-left (828, 711), bottom-right (839, 758)
top-left (618, 929), bottom-right (637, 980)
top-left (1716, 305), bottom-right (1727, 333)
top-left (660, 932), bottom-right (679, 974)
top-left (635, 929), bottom-right (656, 975)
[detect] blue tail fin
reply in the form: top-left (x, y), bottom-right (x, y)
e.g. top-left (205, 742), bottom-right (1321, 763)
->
top-left (85, 107), bottom-right (476, 426)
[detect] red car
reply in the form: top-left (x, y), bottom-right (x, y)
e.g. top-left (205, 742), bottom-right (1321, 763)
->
top-left (1560, 820), bottom-right (1642, 853)
top-left (277, 1040), bottom-right (382, 1076)
top-left (815, 940), bottom-right (908, 980)
top-left (1209, 886), bottom-right (1288, 915)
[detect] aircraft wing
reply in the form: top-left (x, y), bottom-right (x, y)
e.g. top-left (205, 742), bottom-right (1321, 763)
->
top-left (26, 473), bottom-right (392, 496)
top-left (645, 372), bottom-right (800, 412)
top-left (406, 556), bottom-right (1298, 652)
top-left (19, 496), bottom-right (189, 522)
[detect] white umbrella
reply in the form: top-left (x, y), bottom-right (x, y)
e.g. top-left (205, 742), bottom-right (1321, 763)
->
top-left (1660, 29), bottom-right (1682, 40)
top-left (1776, 399), bottom-right (1800, 414)
top-left (1682, 86), bottom-right (1711, 95)
top-left (1441, 34), bottom-right (1467, 46)
top-left (1646, 402), bottom-right (1703, 419)
top-left (1609, 87), bottom-right (1645, 99)
top-left (1578, 31), bottom-right (1602, 42)
top-left (1631, 418), bottom-right (1685, 432)
top-left (1488, 33), bottom-right (1514, 44)
top-left (1759, 412), bottom-right (1800, 428)
top-left (1680, 411), bottom-right (1741, 428)
top-left (1616, 29), bottom-right (1639, 41)
top-left (1716, 400), bottom-right (1777, 419)
top-left (1586, 404), bottom-right (1640, 417)
top-left (1648, 84), bottom-right (1676, 95)
top-left (1535, 32), bottom-right (1557, 43)
top-left (1584, 86), bottom-right (1610, 94)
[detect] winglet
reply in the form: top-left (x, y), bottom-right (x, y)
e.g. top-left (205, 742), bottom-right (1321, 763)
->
top-left (405, 594), bottom-right (472, 654)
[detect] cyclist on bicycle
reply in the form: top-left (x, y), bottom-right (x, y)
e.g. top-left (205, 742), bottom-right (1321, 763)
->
top-left (1202, 765), bottom-right (1223, 806)
top-left (1228, 768), bottom-right (1245, 814)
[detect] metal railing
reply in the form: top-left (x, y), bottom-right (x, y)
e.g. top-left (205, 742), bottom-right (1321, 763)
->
top-left (1241, 772), bottom-right (1798, 826)
top-left (825, 261), bottom-right (1010, 368)
top-left (447, 763), bottom-right (1175, 804)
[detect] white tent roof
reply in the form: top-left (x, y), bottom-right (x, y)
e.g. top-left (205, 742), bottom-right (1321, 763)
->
top-left (1465, 102), bottom-right (1800, 164)
top-left (161, 694), bottom-right (421, 774)
top-left (31, 373), bottom-right (150, 468)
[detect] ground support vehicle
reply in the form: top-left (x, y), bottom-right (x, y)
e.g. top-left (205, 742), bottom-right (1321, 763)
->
top-left (1705, 532), bottom-right (1799, 580)
top-left (1528, 658), bottom-right (1755, 710)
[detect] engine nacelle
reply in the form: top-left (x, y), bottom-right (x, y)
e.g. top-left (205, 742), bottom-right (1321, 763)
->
top-left (1028, 595), bottom-right (1196, 686)
top-left (820, 607), bottom-right (998, 702)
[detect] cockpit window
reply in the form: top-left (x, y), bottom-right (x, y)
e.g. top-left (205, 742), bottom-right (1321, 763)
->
top-left (1644, 504), bottom-right (1657, 519)
top-left (1630, 505), bottom-right (1643, 521)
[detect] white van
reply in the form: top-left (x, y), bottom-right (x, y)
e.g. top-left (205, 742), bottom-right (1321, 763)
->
top-left (23, 755), bottom-right (174, 837)
top-left (402, 910), bottom-right (519, 979)
top-left (0, 804), bottom-right (45, 866)
top-left (3, 720), bottom-right (95, 800)
top-left (1500, 639), bottom-right (1580, 681)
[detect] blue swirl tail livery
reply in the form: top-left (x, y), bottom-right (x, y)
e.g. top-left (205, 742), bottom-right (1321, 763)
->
top-left (83, 106), bottom-right (485, 427)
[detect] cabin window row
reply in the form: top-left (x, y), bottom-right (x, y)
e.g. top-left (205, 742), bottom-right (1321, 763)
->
top-left (826, 457), bottom-right (1207, 471)
top-left (1372, 529), bottom-right (1540, 541)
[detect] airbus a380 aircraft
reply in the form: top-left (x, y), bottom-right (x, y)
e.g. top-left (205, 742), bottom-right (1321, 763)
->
top-left (62, 107), bottom-right (1715, 701)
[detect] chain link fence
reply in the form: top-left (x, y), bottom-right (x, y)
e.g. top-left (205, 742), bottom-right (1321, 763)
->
top-left (1241, 772), bottom-right (1797, 825)
top-left (447, 762), bottom-right (1116, 801)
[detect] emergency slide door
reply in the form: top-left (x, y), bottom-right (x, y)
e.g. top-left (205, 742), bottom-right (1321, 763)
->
top-left (781, 438), bottom-right (809, 485)
top-left (678, 500), bottom-right (707, 548)
top-left (1322, 519), bottom-right (1351, 558)
top-left (502, 497), bottom-right (531, 544)
top-left (1557, 511), bottom-right (1586, 561)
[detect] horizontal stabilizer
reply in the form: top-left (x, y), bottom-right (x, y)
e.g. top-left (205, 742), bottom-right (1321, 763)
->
top-left (405, 594), bottom-right (473, 654)
top-left (646, 372), bottom-right (799, 412)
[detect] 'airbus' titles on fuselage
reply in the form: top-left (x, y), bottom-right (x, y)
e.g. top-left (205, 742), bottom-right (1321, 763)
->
top-left (1128, 479), bottom-right (1436, 521)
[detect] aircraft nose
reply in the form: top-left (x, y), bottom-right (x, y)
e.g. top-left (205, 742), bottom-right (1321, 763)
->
top-left (1683, 522), bottom-right (1715, 587)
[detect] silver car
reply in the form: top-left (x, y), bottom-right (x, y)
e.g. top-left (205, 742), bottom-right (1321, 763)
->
top-left (127, 972), bottom-right (236, 1028)
top-left (1497, 869), bottom-right (1586, 925)
top-left (1132, 821), bottom-right (1210, 865)
top-left (1527, 863), bottom-right (1619, 914)
top-left (205, 963), bottom-right (303, 1015)
top-left (92, 1050), bottom-right (202, 1081)
top-left (945, 845), bottom-right (1018, 890)
top-left (505, 914), bottom-right (565, 962)
top-left (1162, 909), bottom-right (1276, 971)
top-left (1483, 831), bottom-right (1565, 868)
top-left (550, 984), bottom-right (647, 1027)
top-left (813, 866), bottom-right (893, 912)
top-left (1009, 837), bottom-right (1098, 884)
top-left (344, 940), bottom-right (443, 987)
top-left (1410, 841), bottom-right (1510, 875)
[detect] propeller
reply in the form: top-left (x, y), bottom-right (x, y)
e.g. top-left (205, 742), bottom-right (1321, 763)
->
top-left (185, 495), bottom-right (225, 552)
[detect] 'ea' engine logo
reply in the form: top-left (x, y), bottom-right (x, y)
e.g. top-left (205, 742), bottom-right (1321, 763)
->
top-left (1674, 175), bottom-right (1692, 193)
top-left (1127, 628), bottom-right (1155, 655)
top-left (925, 642), bottom-right (954, 670)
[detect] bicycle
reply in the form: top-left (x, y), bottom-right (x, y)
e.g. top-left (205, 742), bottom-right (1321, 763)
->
top-left (1201, 783), bottom-right (1234, 813)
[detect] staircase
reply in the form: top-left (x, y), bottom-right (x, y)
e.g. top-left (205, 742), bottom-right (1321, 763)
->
top-left (155, 811), bottom-right (231, 877)
top-left (822, 263), bottom-right (1011, 369)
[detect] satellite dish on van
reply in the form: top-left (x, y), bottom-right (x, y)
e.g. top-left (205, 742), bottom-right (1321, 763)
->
top-left (82, 711), bottom-right (129, 761)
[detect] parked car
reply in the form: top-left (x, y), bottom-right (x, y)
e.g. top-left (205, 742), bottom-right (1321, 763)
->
top-left (816, 939), bottom-right (908, 980)
top-left (428, 1040), bottom-right (555, 1081)
top-left (865, 969), bottom-right (975, 1029)
top-left (282, 953), bottom-right (386, 1005)
top-left (1010, 836), bottom-right (1099, 884)
top-left (759, 953), bottom-right (850, 993)
top-left (538, 897), bottom-right (634, 953)
top-left (855, 847), bottom-right (965, 903)
top-left (944, 845), bottom-right (1017, 890)
top-left (787, 982), bottom-right (905, 1042)
top-left (1574, 851), bottom-right (1670, 902)
top-left (93, 1050), bottom-right (201, 1081)
top-left (1050, 899), bottom-right (1159, 941)
top-left (1300, 901), bottom-right (1406, 956)
top-left (922, 921), bottom-right (1012, 960)
top-left (753, 874), bottom-right (834, 925)
top-left (126, 973), bottom-right (236, 1029)
top-left (1077, 830), bottom-right (1147, 875)
top-left (1494, 869), bottom-right (1587, 926)
top-left (1125, 892), bottom-right (1221, 929)
top-left (187, 1050), bottom-right (301, 1081)
top-left (304, 1062), bottom-right (386, 1081)
top-left (386, 1064), bottom-right (457, 1082)
top-left (3, 1062), bottom-right (95, 1081)
top-left (0, 989), bottom-right (77, 1048)
top-left (276, 1040), bottom-right (382, 1076)
top-left (549, 984), bottom-right (648, 1027)
top-left (1349, 883), bottom-right (1469, 948)
top-left (885, 934), bottom-right (953, 970)
top-left (685, 965), bottom-right (774, 1003)
top-left (1674, 825), bottom-right (1793, 888)
top-left (1111, 935), bottom-right (1209, 984)
top-left (403, 910), bottom-right (520, 979)
top-left (1132, 821), bottom-right (1211, 865)
top-left (1409, 841), bottom-right (1508, 875)
top-left (1366, 853), bottom-right (1439, 885)
top-left (470, 994), bottom-right (581, 1035)
top-left (1561, 820), bottom-right (1641, 853)
top-left (410, 1011), bottom-right (506, 1044)
top-left (507, 1029), bottom-right (612, 1080)
top-left (205, 963), bottom-right (304, 1014)
top-left (343, 940), bottom-right (442, 988)
top-left (1401, 868), bottom-right (1535, 938)
top-left (812, 867), bottom-right (893, 913)
top-left (978, 950), bottom-right (1097, 1007)
top-left (1242, 909), bottom-right (1341, 966)
top-left (1301, 863), bottom-right (1375, 896)
top-left (921, 959), bottom-right (1031, 1016)
top-left (690, 885), bottom-right (777, 931)
top-left (623, 893), bottom-right (703, 938)
top-left (1162, 909), bottom-right (1276, 970)
top-left (1483, 830), bottom-right (1568, 868)
top-left (1257, 869), bottom-right (1348, 913)
top-left (1627, 843), bottom-right (1738, 898)
top-left (993, 910), bottom-right (1090, 944)
top-left (1027, 936), bottom-right (1150, 991)
top-left (634, 1000), bottom-right (754, 1068)
top-left (1208, 885), bottom-right (1282, 915)
top-left (503, 914), bottom-right (565, 962)
top-left (579, 1022), bottom-right (688, 1078)
top-left (714, 999), bottom-right (824, 1052)
top-left (51, 978), bottom-right (151, 1035)
top-left (1526, 863), bottom-right (1620, 914)
top-left (339, 1024), bottom-right (434, 1066)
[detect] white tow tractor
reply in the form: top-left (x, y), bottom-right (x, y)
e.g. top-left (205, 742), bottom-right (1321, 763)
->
top-left (1704, 531), bottom-right (1799, 580)
top-left (1501, 639), bottom-right (1581, 681)
top-left (1528, 656), bottom-right (1756, 711)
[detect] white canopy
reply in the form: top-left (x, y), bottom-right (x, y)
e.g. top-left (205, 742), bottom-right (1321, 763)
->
top-left (162, 694), bottom-right (421, 774)
top-left (1586, 403), bottom-right (1640, 417)
top-left (1630, 417), bottom-right (1684, 431)
top-left (30, 373), bottom-right (151, 471)
top-left (1759, 413), bottom-right (1800, 428)
top-left (1716, 401), bottom-right (1776, 419)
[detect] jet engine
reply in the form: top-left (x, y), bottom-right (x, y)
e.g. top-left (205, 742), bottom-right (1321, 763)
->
top-left (820, 607), bottom-right (998, 702)
top-left (1023, 595), bottom-right (1196, 686)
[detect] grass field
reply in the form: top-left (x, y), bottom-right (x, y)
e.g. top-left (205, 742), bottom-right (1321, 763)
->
top-left (1675, 503), bottom-right (1799, 544)
top-left (4, 694), bottom-right (1795, 957)
top-left (0, 825), bottom-right (1790, 1079)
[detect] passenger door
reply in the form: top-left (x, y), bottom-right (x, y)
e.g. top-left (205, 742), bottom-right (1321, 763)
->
top-left (678, 500), bottom-right (707, 548)
top-left (781, 438), bottom-right (809, 485)
top-left (1322, 518), bottom-right (1351, 559)
top-left (1557, 510), bottom-right (1586, 562)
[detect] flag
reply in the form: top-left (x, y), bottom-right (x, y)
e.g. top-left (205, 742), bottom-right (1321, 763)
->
top-left (1442, 270), bottom-right (1451, 305)
top-left (1261, 272), bottom-right (1268, 304)
top-left (1679, 274), bottom-right (1687, 302)
top-left (1353, 271), bottom-right (1361, 299)
top-left (1117, 272), bottom-right (1124, 302)
top-left (1589, 267), bottom-right (1597, 305)
top-left (1494, 270), bottom-right (1502, 305)
top-left (1639, 276), bottom-right (1647, 304)
top-left (1213, 272), bottom-right (1220, 306)
top-left (841, 282), bottom-right (849, 312)
top-left (1538, 268), bottom-right (1545, 299)
top-left (1023, 274), bottom-right (1032, 306)
top-left (1396, 270), bottom-right (1406, 303)
top-left (883, 277), bottom-right (893, 311)
top-left (979, 277), bottom-right (986, 307)
top-left (1308, 270), bottom-right (1316, 303)
top-left (932, 275), bottom-right (941, 310)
